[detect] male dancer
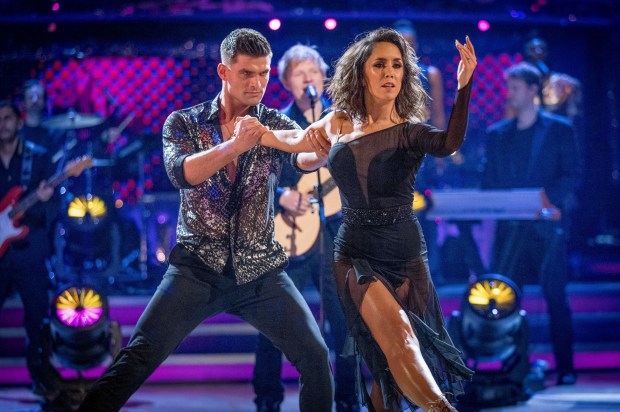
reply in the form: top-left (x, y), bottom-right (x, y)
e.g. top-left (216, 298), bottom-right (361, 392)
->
top-left (78, 28), bottom-right (334, 412)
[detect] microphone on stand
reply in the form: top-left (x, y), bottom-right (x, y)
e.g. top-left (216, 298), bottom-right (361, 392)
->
top-left (304, 83), bottom-right (323, 331)
top-left (305, 84), bottom-right (318, 110)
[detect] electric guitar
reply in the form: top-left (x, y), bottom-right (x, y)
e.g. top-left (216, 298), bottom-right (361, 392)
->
top-left (0, 155), bottom-right (93, 258)
top-left (274, 167), bottom-right (341, 259)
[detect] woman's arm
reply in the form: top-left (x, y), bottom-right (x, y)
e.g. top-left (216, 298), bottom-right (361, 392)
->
top-left (234, 115), bottom-right (332, 154)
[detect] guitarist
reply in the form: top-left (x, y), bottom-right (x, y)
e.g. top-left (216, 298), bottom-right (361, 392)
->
top-left (252, 45), bottom-right (358, 412)
top-left (0, 100), bottom-right (57, 398)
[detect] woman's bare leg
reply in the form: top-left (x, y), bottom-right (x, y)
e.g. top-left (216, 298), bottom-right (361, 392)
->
top-left (369, 381), bottom-right (397, 412)
top-left (352, 275), bottom-right (455, 411)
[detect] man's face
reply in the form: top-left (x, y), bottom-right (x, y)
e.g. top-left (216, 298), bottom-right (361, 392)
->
top-left (506, 77), bottom-right (537, 112)
top-left (23, 84), bottom-right (46, 113)
top-left (0, 106), bottom-right (23, 144)
top-left (282, 59), bottom-right (325, 104)
top-left (219, 54), bottom-right (271, 107)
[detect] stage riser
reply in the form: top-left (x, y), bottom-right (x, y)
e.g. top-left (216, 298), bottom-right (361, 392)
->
top-left (1, 282), bottom-right (619, 384)
top-left (1, 312), bottom-right (619, 359)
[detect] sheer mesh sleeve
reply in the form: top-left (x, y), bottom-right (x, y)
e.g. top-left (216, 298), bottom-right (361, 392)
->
top-left (406, 77), bottom-right (473, 157)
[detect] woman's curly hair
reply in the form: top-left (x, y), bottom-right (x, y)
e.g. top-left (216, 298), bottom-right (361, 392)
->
top-left (327, 27), bottom-right (429, 123)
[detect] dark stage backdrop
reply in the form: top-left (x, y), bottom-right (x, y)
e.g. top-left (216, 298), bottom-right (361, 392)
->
top-left (1, 10), bottom-right (618, 279)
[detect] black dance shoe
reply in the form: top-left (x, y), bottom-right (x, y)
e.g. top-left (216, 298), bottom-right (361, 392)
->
top-left (256, 397), bottom-right (282, 412)
top-left (557, 370), bottom-right (577, 385)
top-left (336, 400), bottom-right (361, 412)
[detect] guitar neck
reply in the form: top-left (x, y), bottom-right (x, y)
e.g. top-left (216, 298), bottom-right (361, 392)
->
top-left (8, 170), bottom-right (65, 219)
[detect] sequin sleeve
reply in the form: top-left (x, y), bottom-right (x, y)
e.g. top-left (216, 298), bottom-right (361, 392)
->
top-left (163, 109), bottom-right (196, 189)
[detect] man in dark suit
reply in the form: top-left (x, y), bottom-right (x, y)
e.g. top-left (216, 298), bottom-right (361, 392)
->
top-left (482, 62), bottom-right (580, 385)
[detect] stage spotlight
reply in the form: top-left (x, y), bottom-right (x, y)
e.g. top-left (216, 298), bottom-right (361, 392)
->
top-left (268, 18), bottom-right (281, 31)
top-left (478, 19), bottom-right (490, 32)
top-left (67, 194), bottom-right (107, 226)
top-left (324, 18), bottom-right (337, 30)
top-left (462, 274), bottom-right (522, 360)
top-left (448, 274), bottom-right (532, 407)
top-left (412, 190), bottom-right (427, 212)
top-left (37, 286), bottom-right (121, 410)
top-left (50, 285), bottom-right (114, 370)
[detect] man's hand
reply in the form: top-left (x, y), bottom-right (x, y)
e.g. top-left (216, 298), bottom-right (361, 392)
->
top-left (36, 180), bottom-right (54, 202)
top-left (232, 116), bottom-right (268, 153)
top-left (280, 189), bottom-right (313, 217)
top-left (539, 190), bottom-right (562, 221)
top-left (538, 205), bottom-right (562, 221)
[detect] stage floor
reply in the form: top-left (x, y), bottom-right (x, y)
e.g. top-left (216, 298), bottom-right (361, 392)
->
top-left (0, 371), bottom-right (619, 412)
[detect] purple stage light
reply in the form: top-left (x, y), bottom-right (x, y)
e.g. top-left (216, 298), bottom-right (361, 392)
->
top-left (268, 19), bottom-right (281, 31)
top-left (324, 18), bottom-right (337, 30)
top-left (55, 287), bottom-right (104, 327)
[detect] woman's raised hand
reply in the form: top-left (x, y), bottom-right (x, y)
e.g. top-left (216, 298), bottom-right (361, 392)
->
top-left (455, 35), bottom-right (477, 90)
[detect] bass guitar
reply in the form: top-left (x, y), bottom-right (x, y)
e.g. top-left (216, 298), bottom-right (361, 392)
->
top-left (0, 155), bottom-right (93, 258)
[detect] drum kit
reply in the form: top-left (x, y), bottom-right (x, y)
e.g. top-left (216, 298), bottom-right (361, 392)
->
top-left (42, 109), bottom-right (147, 291)
top-left (42, 109), bottom-right (105, 130)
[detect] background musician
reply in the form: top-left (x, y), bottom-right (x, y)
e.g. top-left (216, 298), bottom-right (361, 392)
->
top-left (482, 62), bottom-right (580, 386)
top-left (0, 99), bottom-right (57, 400)
top-left (252, 44), bottom-right (357, 412)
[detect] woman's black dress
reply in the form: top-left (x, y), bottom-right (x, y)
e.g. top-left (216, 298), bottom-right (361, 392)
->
top-left (327, 81), bottom-right (474, 410)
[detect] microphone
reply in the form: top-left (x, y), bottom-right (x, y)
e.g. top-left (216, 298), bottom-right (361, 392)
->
top-left (305, 84), bottom-right (318, 107)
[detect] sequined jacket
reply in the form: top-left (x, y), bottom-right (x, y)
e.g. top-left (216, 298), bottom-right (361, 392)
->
top-left (163, 95), bottom-right (300, 284)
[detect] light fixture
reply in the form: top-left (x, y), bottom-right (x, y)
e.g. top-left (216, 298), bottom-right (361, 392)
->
top-left (461, 275), bottom-right (522, 361)
top-left (448, 274), bottom-right (532, 407)
top-left (37, 285), bottom-right (121, 410)
top-left (67, 194), bottom-right (108, 227)
top-left (412, 190), bottom-right (427, 212)
top-left (55, 286), bottom-right (104, 327)
top-left (49, 285), bottom-right (114, 370)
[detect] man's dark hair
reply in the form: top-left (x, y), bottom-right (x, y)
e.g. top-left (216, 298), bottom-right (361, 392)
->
top-left (0, 99), bottom-right (22, 118)
top-left (505, 62), bottom-right (543, 91)
top-left (220, 28), bottom-right (272, 65)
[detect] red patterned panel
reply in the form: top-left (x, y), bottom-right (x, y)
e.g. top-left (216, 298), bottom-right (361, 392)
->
top-left (443, 53), bottom-right (522, 131)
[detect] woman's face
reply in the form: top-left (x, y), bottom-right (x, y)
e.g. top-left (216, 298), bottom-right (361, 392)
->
top-left (363, 41), bottom-right (404, 104)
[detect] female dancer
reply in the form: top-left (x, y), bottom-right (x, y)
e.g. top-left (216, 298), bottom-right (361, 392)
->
top-left (237, 27), bottom-right (477, 411)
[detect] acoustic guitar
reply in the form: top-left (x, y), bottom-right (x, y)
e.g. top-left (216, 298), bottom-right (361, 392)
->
top-left (274, 167), bottom-right (341, 259)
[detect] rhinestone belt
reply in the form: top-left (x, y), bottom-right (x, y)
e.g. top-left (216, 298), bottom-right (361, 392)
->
top-left (341, 204), bottom-right (416, 226)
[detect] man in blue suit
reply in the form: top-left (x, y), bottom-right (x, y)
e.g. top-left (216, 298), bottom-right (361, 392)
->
top-left (482, 62), bottom-right (580, 386)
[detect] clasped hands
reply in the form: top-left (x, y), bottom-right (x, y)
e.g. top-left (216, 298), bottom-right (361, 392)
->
top-left (232, 115), bottom-right (330, 157)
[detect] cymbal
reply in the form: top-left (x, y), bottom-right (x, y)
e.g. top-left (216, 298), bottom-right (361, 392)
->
top-left (42, 110), bottom-right (104, 129)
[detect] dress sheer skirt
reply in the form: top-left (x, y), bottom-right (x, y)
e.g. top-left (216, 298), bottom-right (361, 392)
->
top-left (333, 208), bottom-right (473, 410)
